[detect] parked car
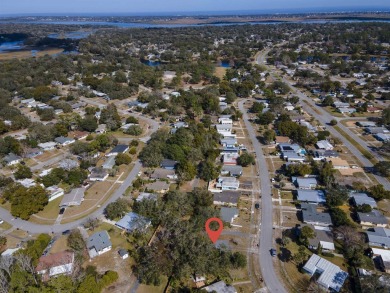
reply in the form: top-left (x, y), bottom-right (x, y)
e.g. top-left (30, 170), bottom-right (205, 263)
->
top-left (255, 203), bottom-right (260, 209)
top-left (270, 248), bottom-right (277, 257)
top-left (0, 219), bottom-right (3, 224)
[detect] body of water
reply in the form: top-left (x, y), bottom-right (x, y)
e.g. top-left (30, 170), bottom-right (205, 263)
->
top-left (141, 59), bottom-right (161, 66)
top-left (48, 30), bottom-right (93, 40)
top-left (0, 40), bottom-right (24, 52)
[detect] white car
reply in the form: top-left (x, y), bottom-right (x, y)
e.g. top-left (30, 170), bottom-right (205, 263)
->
top-left (0, 219), bottom-right (4, 224)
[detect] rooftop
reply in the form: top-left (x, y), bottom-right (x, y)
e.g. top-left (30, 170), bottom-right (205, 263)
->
top-left (221, 207), bottom-right (239, 223)
top-left (297, 189), bottom-right (325, 203)
top-left (115, 212), bottom-right (151, 232)
top-left (351, 193), bottom-right (377, 208)
top-left (358, 210), bottom-right (388, 225)
top-left (87, 230), bottom-right (112, 252)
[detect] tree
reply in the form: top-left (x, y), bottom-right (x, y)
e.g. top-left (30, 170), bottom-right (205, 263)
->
top-left (237, 153), bottom-right (255, 167)
top-left (329, 119), bottom-right (337, 126)
top-left (67, 229), bottom-right (85, 252)
top-left (79, 116), bottom-right (98, 132)
top-left (321, 96), bottom-right (334, 106)
top-left (374, 161), bottom-right (390, 177)
top-left (257, 111), bottom-right (275, 125)
top-left (14, 164), bottom-right (32, 180)
top-left (198, 160), bottom-right (219, 181)
top-left (281, 236), bottom-right (290, 247)
top-left (299, 226), bottom-right (315, 246)
top-left (125, 125), bottom-right (143, 136)
top-left (126, 116), bottom-right (139, 124)
top-left (381, 106), bottom-right (390, 126)
top-left (250, 102), bottom-right (264, 113)
top-left (293, 246), bottom-right (308, 266)
top-left (115, 153), bottom-right (131, 165)
top-left (357, 204), bottom-right (372, 213)
top-left (263, 129), bottom-right (276, 144)
top-left (330, 207), bottom-right (350, 227)
top-left (230, 252), bottom-right (247, 269)
top-left (318, 161), bottom-right (335, 188)
top-left (325, 187), bottom-right (349, 207)
top-left (177, 161), bottom-right (197, 182)
top-left (10, 185), bottom-right (48, 219)
top-left (105, 199), bottom-right (129, 220)
top-left (369, 184), bottom-right (390, 201)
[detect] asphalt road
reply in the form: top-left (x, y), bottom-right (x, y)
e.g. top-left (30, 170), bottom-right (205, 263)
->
top-left (256, 50), bottom-right (390, 190)
top-left (0, 113), bottom-right (159, 235)
top-left (238, 100), bottom-right (288, 293)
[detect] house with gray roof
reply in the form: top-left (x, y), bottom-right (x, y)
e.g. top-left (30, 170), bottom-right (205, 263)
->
top-left (3, 153), bottom-right (22, 166)
top-left (54, 136), bottom-right (75, 146)
top-left (150, 168), bottom-right (177, 180)
top-left (221, 165), bottom-right (243, 177)
top-left (160, 159), bottom-right (177, 170)
top-left (297, 190), bottom-right (326, 204)
top-left (213, 191), bottom-right (241, 206)
top-left (145, 181), bottom-right (170, 193)
top-left (102, 156), bottom-right (116, 169)
top-left (351, 193), bottom-right (377, 208)
top-left (87, 231), bottom-right (112, 258)
top-left (303, 254), bottom-right (348, 292)
top-left (358, 210), bottom-right (388, 227)
top-left (366, 227), bottom-right (390, 248)
top-left (292, 177), bottom-right (318, 189)
top-left (202, 281), bottom-right (237, 293)
top-left (306, 225), bottom-right (335, 251)
top-left (60, 188), bottom-right (85, 207)
top-left (115, 212), bottom-right (151, 233)
top-left (221, 207), bottom-right (239, 224)
top-left (89, 168), bottom-right (108, 182)
top-left (301, 203), bottom-right (332, 226)
top-left (106, 144), bottom-right (129, 157)
top-left (136, 192), bottom-right (158, 202)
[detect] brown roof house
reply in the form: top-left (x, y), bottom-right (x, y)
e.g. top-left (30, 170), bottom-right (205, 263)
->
top-left (36, 251), bottom-right (74, 281)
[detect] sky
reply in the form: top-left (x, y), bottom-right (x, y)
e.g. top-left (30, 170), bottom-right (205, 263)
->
top-left (1, 0), bottom-right (390, 15)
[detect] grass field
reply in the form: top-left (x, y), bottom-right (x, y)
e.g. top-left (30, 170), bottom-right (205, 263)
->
top-left (0, 48), bottom-right (64, 61)
top-left (30, 197), bottom-right (62, 224)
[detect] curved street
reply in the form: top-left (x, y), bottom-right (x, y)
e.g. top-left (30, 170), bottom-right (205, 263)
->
top-left (0, 111), bottom-right (159, 234)
top-left (238, 100), bottom-right (288, 293)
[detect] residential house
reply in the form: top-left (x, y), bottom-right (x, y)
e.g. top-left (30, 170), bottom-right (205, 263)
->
top-left (307, 226), bottom-right (335, 251)
top-left (136, 192), bottom-right (158, 202)
top-left (36, 251), bottom-right (74, 280)
top-left (60, 188), bottom-right (85, 207)
top-left (38, 142), bottom-right (57, 151)
top-left (55, 136), bottom-right (75, 146)
top-left (357, 210), bottom-right (388, 227)
top-left (89, 168), bottom-right (108, 182)
top-left (357, 121), bottom-right (376, 127)
top-left (338, 108), bottom-right (356, 114)
top-left (313, 150), bottom-right (339, 160)
top-left (102, 156), bottom-right (116, 170)
top-left (87, 231), bottom-right (112, 258)
top-left (215, 124), bottom-right (233, 134)
top-left (68, 131), bottom-right (89, 140)
top-left (213, 191), bottom-right (241, 206)
top-left (316, 140), bottom-right (334, 151)
top-left (150, 168), bottom-right (177, 180)
top-left (216, 177), bottom-right (240, 191)
top-left (364, 127), bottom-right (389, 135)
top-left (115, 212), bottom-right (151, 232)
top-left (220, 146), bottom-right (240, 155)
top-left (106, 144), bottom-right (129, 157)
top-left (297, 189), bottom-right (325, 204)
top-left (301, 203), bottom-right (332, 226)
top-left (333, 102), bottom-right (350, 108)
top-left (303, 254), bottom-right (348, 292)
top-left (366, 227), bottom-right (390, 248)
top-left (218, 117), bottom-right (233, 125)
top-left (17, 179), bottom-right (36, 188)
top-left (367, 107), bottom-right (382, 113)
top-left (202, 281), bottom-right (237, 293)
top-left (95, 124), bottom-right (107, 134)
top-left (3, 153), bottom-right (22, 166)
top-left (46, 186), bottom-right (64, 201)
top-left (219, 102), bottom-right (228, 112)
top-left (374, 133), bottom-right (390, 142)
top-left (351, 193), bottom-right (377, 209)
top-left (283, 153), bottom-right (306, 162)
top-left (371, 248), bottom-right (390, 273)
top-left (220, 138), bottom-right (237, 147)
top-left (292, 177), bottom-right (318, 189)
top-left (221, 165), bottom-right (243, 177)
top-left (145, 181), bottom-right (170, 193)
top-left (222, 153), bottom-right (239, 165)
top-left (327, 158), bottom-right (349, 169)
top-left (25, 148), bottom-right (43, 158)
top-left (221, 207), bottom-right (239, 224)
top-left (160, 159), bottom-right (177, 170)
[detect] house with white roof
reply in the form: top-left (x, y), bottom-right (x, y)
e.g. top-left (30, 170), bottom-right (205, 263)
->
top-left (303, 254), bottom-right (348, 292)
top-left (216, 177), bottom-right (240, 191)
top-left (297, 190), bottom-right (325, 204)
top-left (218, 117), bottom-right (233, 125)
top-left (46, 186), bottom-right (64, 201)
top-left (292, 177), bottom-right (318, 189)
top-left (371, 248), bottom-right (390, 273)
top-left (38, 142), bottom-right (57, 151)
top-left (316, 140), bottom-right (334, 151)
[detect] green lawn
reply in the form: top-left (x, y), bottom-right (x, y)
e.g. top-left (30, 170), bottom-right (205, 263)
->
top-left (29, 197), bottom-right (62, 224)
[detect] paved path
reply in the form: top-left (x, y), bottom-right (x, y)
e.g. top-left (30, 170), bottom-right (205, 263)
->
top-left (256, 49), bottom-right (390, 190)
top-left (0, 110), bottom-right (159, 235)
top-left (238, 100), bottom-right (287, 293)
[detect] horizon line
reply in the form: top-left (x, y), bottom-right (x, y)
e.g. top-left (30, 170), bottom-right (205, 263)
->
top-left (1, 7), bottom-right (390, 17)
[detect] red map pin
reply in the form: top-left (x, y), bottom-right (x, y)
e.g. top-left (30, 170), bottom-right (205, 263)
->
top-left (205, 217), bottom-right (223, 243)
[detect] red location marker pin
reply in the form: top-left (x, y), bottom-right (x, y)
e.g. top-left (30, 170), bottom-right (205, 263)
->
top-left (205, 217), bottom-right (223, 243)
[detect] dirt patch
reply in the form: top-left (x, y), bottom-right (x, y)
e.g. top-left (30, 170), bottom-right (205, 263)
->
top-left (0, 48), bottom-right (63, 61)
top-left (214, 67), bottom-right (227, 79)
